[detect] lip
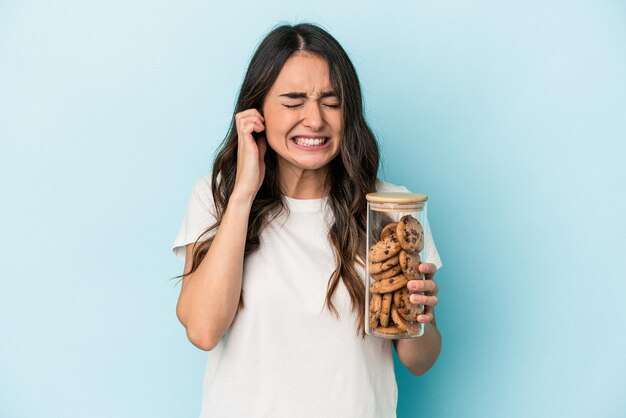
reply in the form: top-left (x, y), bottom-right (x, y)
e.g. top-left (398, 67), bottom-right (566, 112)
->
top-left (289, 136), bottom-right (332, 151)
top-left (290, 134), bottom-right (330, 139)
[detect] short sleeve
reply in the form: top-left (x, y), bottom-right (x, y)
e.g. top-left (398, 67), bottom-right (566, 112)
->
top-left (171, 175), bottom-right (218, 262)
top-left (375, 179), bottom-right (443, 271)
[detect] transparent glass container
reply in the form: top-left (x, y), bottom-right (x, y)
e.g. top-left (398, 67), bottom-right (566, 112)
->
top-left (365, 192), bottom-right (428, 339)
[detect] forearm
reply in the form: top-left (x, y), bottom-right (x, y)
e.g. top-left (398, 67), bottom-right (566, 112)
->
top-left (395, 316), bottom-right (442, 376)
top-left (177, 191), bottom-right (254, 349)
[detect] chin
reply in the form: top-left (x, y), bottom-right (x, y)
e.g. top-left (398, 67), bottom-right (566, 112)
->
top-left (297, 156), bottom-right (336, 170)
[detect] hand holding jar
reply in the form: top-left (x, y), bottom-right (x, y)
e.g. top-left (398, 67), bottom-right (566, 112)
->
top-left (408, 262), bottom-right (439, 325)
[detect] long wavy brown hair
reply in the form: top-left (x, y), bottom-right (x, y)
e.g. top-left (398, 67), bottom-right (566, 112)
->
top-left (173, 23), bottom-right (380, 336)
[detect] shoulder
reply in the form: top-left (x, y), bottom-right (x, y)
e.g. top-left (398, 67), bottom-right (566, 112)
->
top-left (192, 173), bottom-right (213, 194)
top-left (188, 173), bottom-right (218, 214)
top-left (191, 172), bottom-right (222, 201)
top-left (375, 178), bottom-right (411, 193)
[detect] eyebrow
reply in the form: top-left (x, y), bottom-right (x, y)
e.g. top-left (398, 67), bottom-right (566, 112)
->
top-left (278, 91), bottom-right (337, 99)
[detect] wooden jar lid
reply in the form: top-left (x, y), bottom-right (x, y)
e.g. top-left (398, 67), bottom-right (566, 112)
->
top-left (366, 192), bottom-right (428, 204)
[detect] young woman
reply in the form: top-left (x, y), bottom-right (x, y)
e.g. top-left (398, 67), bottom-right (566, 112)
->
top-left (172, 23), bottom-right (443, 417)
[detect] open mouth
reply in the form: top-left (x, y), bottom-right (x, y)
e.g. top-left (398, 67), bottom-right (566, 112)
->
top-left (290, 136), bottom-right (331, 148)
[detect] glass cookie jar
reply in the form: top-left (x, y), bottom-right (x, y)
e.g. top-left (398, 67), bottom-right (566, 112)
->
top-left (365, 192), bottom-right (428, 339)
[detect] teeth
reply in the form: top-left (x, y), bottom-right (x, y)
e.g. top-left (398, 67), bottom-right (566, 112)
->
top-left (292, 137), bottom-right (328, 146)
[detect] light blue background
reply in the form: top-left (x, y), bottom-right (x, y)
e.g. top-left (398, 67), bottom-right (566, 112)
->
top-left (1, 1), bottom-right (624, 417)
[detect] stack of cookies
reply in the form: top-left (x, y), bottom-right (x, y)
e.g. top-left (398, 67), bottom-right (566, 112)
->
top-left (368, 214), bottom-right (425, 336)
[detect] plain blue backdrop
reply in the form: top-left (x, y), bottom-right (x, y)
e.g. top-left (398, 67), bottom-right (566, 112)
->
top-left (1, 1), bottom-right (624, 417)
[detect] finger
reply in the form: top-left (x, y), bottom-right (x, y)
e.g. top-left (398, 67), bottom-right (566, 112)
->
top-left (236, 109), bottom-right (264, 121)
top-left (418, 263), bottom-right (437, 276)
top-left (236, 115), bottom-right (265, 130)
top-left (407, 279), bottom-right (438, 294)
top-left (409, 293), bottom-right (438, 306)
top-left (236, 113), bottom-right (264, 129)
top-left (417, 301), bottom-right (435, 323)
top-left (417, 311), bottom-right (434, 323)
top-left (238, 114), bottom-right (264, 125)
top-left (239, 119), bottom-right (263, 132)
top-left (238, 120), bottom-right (265, 141)
top-left (253, 119), bottom-right (265, 133)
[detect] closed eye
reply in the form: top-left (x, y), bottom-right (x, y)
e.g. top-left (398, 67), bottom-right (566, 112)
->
top-left (283, 104), bottom-right (341, 109)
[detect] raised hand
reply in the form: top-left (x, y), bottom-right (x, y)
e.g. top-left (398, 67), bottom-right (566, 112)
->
top-left (233, 109), bottom-right (267, 200)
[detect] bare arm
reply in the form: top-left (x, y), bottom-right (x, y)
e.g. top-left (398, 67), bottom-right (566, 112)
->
top-left (394, 315), bottom-right (441, 376)
top-left (394, 262), bottom-right (442, 375)
top-left (176, 109), bottom-right (267, 351)
top-left (176, 191), bottom-right (255, 351)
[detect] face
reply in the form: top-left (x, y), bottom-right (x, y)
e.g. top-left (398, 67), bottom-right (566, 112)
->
top-left (262, 53), bottom-right (343, 181)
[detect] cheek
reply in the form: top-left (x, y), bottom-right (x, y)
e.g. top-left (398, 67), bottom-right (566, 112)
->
top-left (265, 124), bottom-right (291, 150)
top-left (333, 114), bottom-right (344, 134)
top-left (333, 138), bottom-right (342, 154)
top-left (265, 134), bottom-right (284, 151)
top-left (265, 111), bottom-right (296, 134)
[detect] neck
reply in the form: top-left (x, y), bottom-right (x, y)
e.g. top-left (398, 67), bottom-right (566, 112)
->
top-left (278, 164), bottom-right (330, 199)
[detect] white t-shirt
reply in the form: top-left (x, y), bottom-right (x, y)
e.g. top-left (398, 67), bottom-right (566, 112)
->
top-left (172, 175), bottom-right (443, 418)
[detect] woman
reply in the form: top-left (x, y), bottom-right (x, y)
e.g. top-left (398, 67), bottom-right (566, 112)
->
top-left (172, 23), bottom-right (443, 418)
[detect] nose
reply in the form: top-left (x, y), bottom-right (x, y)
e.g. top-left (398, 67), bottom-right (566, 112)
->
top-left (302, 102), bottom-right (324, 131)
